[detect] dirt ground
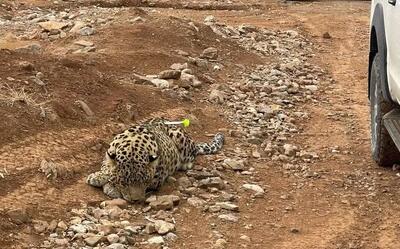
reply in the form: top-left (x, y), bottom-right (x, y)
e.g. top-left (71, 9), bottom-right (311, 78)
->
top-left (1, 0), bottom-right (400, 248)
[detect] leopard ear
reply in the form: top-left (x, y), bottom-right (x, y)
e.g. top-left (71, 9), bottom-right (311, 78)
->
top-left (107, 151), bottom-right (116, 160)
top-left (149, 155), bottom-right (158, 162)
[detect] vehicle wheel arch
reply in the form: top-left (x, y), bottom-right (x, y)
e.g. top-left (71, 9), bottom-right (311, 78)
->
top-left (369, 4), bottom-right (391, 102)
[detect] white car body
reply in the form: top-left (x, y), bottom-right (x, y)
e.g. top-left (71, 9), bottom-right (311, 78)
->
top-left (371, 0), bottom-right (400, 103)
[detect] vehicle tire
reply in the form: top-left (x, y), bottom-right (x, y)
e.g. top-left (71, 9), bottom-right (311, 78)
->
top-left (370, 54), bottom-right (400, 166)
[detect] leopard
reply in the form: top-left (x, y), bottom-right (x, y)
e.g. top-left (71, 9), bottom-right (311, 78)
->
top-left (86, 117), bottom-right (224, 202)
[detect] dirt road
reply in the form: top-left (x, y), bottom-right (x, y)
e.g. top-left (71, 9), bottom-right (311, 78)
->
top-left (1, 0), bottom-right (399, 248)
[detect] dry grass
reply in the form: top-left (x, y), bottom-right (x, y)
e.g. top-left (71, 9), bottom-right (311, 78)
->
top-left (0, 84), bottom-right (48, 108)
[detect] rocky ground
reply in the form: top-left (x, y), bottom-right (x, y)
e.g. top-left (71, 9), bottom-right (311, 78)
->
top-left (1, 0), bottom-right (400, 249)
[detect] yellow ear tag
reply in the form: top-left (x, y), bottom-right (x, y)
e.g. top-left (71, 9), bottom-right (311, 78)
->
top-left (164, 119), bottom-right (191, 127)
top-left (182, 119), bottom-right (190, 128)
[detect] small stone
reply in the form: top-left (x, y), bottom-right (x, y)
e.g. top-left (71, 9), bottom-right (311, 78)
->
top-left (240, 235), bottom-right (250, 242)
top-left (106, 243), bottom-right (126, 249)
top-left (57, 221), bottom-right (68, 231)
top-left (84, 235), bottom-right (102, 246)
top-left (76, 100), bottom-right (94, 116)
top-left (252, 150), bottom-right (261, 158)
top-left (165, 232), bottom-right (178, 241)
top-left (148, 195), bottom-right (180, 210)
top-left (48, 220), bottom-right (58, 232)
top-left (143, 206), bottom-right (151, 212)
top-left (107, 206), bottom-right (123, 219)
top-left (214, 238), bottom-right (227, 249)
top-left (98, 224), bottom-right (115, 235)
top-left (170, 63), bottom-right (188, 71)
top-left (125, 225), bottom-right (142, 235)
top-left (93, 208), bottom-right (108, 219)
top-left (38, 21), bottom-right (68, 31)
top-left (220, 192), bottom-right (235, 202)
top-left (159, 70), bottom-right (181, 80)
top-left (149, 198), bottom-right (172, 211)
top-left (198, 177), bottom-right (225, 190)
top-left (283, 144), bottom-right (298, 157)
top-left (70, 224), bottom-right (87, 234)
top-left (6, 208), bottom-right (30, 224)
top-left (36, 72), bottom-right (44, 79)
top-left (132, 16), bottom-right (145, 22)
top-left (187, 197), bottom-right (206, 208)
top-left (243, 184), bottom-right (264, 196)
top-left (54, 238), bottom-right (69, 246)
top-left (121, 220), bottom-right (130, 227)
top-left (80, 27), bottom-right (96, 36)
top-left (290, 228), bottom-right (300, 233)
top-left (180, 72), bottom-right (202, 88)
top-left (151, 78), bottom-right (170, 89)
top-left (216, 202), bottom-right (239, 212)
top-left (224, 159), bottom-right (244, 171)
top-left (145, 223), bottom-right (156, 234)
top-left (18, 61), bottom-right (35, 71)
top-left (148, 236), bottom-right (164, 245)
top-left (70, 21), bottom-right (86, 33)
top-left (154, 220), bottom-right (175, 235)
top-left (304, 85), bottom-right (318, 92)
top-left (74, 40), bottom-right (94, 47)
top-left (178, 176), bottom-right (192, 188)
top-left (204, 15), bottom-right (216, 23)
top-left (200, 47), bottom-right (218, 60)
top-left (175, 49), bottom-right (189, 56)
top-left (33, 220), bottom-right (49, 233)
top-left (218, 214), bottom-right (239, 223)
top-left (208, 205), bottom-right (222, 213)
top-left (101, 198), bottom-right (128, 209)
top-left (32, 76), bottom-right (45, 86)
top-left (107, 234), bottom-right (120, 244)
top-left (146, 195), bottom-right (157, 203)
top-left (15, 43), bottom-right (42, 54)
top-left (209, 89), bottom-right (225, 104)
top-left (323, 32), bottom-right (331, 39)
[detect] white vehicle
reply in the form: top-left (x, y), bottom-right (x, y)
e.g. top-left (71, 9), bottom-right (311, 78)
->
top-left (369, 0), bottom-right (400, 166)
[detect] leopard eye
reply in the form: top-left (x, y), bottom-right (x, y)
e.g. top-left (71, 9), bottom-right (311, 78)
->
top-left (149, 155), bottom-right (158, 162)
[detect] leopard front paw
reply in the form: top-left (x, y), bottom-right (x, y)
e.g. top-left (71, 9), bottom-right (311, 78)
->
top-left (103, 183), bottom-right (122, 199)
top-left (86, 172), bottom-right (108, 187)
